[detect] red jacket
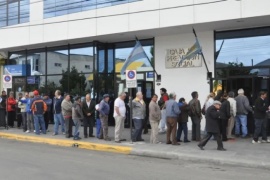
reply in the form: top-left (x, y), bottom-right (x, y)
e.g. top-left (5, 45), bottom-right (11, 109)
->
top-left (7, 97), bottom-right (16, 112)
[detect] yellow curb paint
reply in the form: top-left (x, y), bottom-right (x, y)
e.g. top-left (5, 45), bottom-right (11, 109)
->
top-left (0, 132), bottom-right (132, 154)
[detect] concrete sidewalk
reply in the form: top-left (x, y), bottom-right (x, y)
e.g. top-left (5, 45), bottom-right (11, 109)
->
top-left (1, 125), bottom-right (270, 169)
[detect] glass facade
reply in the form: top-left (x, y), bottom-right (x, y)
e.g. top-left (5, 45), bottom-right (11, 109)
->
top-left (6, 39), bottom-right (154, 102)
top-left (0, 0), bottom-right (30, 27)
top-left (44, 0), bottom-right (142, 18)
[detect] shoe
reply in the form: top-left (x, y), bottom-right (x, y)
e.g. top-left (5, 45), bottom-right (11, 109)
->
top-left (25, 130), bottom-right (30, 133)
top-left (172, 143), bottom-right (180, 145)
top-left (222, 139), bottom-right (228, 142)
top-left (62, 132), bottom-right (66, 135)
top-left (69, 135), bottom-right (74, 138)
top-left (115, 140), bottom-right (121, 143)
top-left (252, 140), bottom-right (261, 144)
top-left (166, 141), bottom-right (172, 145)
top-left (52, 133), bottom-right (58, 136)
top-left (120, 139), bottom-right (126, 141)
top-left (137, 139), bottom-right (144, 142)
top-left (89, 135), bottom-right (95, 138)
top-left (198, 145), bottom-right (204, 150)
top-left (184, 140), bottom-right (191, 143)
top-left (158, 130), bottom-right (166, 134)
top-left (84, 135), bottom-right (88, 138)
top-left (217, 148), bottom-right (227, 151)
top-left (261, 139), bottom-right (270, 143)
top-left (104, 137), bottom-right (111, 141)
top-left (235, 134), bottom-right (240, 138)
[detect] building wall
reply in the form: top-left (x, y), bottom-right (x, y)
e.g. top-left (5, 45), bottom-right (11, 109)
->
top-left (155, 30), bottom-right (214, 130)
top-left (0, 0), bottom-right (270, 50)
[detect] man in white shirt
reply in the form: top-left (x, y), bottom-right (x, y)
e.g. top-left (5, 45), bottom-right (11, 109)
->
top-left (114, 92), bottom-right (127, 143)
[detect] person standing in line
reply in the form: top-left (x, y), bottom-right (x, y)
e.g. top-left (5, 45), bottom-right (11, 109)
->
top-left (30, 90), bottom-right (47, 135)
top-left (227, 91), bottom-right (237, 139)
top-left (132, 92), bottom-right (146, 142)
top-left (198, 101), bottom-right (226, 151)
top-left (252, 91), bottom-right (270, 144)
top-left (220, 94), bottom-right (231, 141)
top-left (203, 92), bottom-right (215, 134)
top-left (61, 94), bottom-right (73, 138)
top-left (43, 93), bottom-right (52, 131)
top-left (53, 90), bottom-right (65, 136)
top-left (82, 94), bottom-right (96, 138)
top-left (7, 91), bottom-right (17, 128)
top-left (16, 92), bottom-right (23, 128)
top-left (99, 94), bottom-right (111, 141)
top-left (149, 94), bottom-right (161, 144)
top-left (235, 88), bottom-right (253, 138)
top-left (72, 96), bottom-right (84, 140)
top-left (18, 92), bottom-right (28, 132)
top-left (188, 91), bottom-right (202, 141)
top-left (114, 92), bottom-right (127, 143)
top-left (25, 92), bottom-right (34, 133)
top-left (166, 92), bottom-right (181, 145)
top-left (95, 100), bottom-right (102, 139)
top-left (0, 91), bottom-right (7, 127)
top-left (158, 88), bottom-right (169, 133)
top-left (176, 98), bottom-right (190, 143)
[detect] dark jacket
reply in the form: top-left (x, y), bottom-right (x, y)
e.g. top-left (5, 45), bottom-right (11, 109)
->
top-left (0, 95), bottom-right (7, 110)
top-left (220, 99), bottom-right (230, 120)
top-left (178, 102), bottom-right (189, 123)
top-left (53, 96), bottom-right (63, 114)
top-left (30, 97), bottom-right (47, 115)
top-left (205, 105), bottom-right (221, 133)
top-left (254, 97), bottom-right (268, 119)
top-left (82, 100), bottom-right (96, 118)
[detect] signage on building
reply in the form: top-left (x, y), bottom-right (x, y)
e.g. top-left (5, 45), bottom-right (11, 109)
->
top-left (14, 78), bottom-right (26, 84)
top-left (3, 75), bottom-right (12, 89)
top-left (165, 48), bottom-right (202, 68)
top-left (126, 70), bottom-right (137, 88)
top-left (147, 72), bottom-right (154, 78)
top-left (4, 64), bottom-right (31, 76)
top-left (27, 76), bottom-right (39, 84)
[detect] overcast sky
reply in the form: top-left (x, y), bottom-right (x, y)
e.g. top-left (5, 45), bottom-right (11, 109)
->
top-left (216, 35), bottom-right (270, 66)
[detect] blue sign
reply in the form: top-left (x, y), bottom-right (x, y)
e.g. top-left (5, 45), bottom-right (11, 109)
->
top-left (4, 76), bottom-right (11, 82)
top-left (147, 72), bottom-right (154, 78)
top-left (127, 70), bottom-right (136, 79)
top-left (27, 76), bottom-right (39, 84)
top-left (4, 64), bottom-right (31, 76)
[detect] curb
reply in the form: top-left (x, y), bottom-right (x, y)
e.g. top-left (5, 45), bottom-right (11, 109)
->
top-left (0, 132), bottom-right (132, 155)
top-left (130, 149), bottom-right (270, 170)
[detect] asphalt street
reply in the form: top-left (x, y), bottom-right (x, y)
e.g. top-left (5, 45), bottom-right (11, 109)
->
top-left (0, 139), bottom-right (269, 180)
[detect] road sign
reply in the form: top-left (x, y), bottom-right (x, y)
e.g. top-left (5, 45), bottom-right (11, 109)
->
top-left (3, 75), bottom-right (12, 89)
top-left (126, 70), bottom-right (137, 88)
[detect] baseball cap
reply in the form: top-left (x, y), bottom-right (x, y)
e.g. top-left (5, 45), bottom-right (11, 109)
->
top-left (33, 90), bottom-right (39, 96)
top-left (103, 94), bottom-right (109, 98)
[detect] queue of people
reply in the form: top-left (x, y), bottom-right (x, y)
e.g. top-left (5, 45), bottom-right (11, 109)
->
top-left (1, 87), bottom-right (270, 149)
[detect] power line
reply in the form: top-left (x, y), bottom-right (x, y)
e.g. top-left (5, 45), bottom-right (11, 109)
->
top-left (0, 0), bottom-right (228, 30)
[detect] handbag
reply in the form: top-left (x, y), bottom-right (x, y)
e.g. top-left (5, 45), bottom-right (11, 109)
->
top-left (201, 104), bottom-right (206, 115)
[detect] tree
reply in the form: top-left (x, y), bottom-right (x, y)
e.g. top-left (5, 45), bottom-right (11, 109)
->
top-left (59, 66), bottom-right (86, 96)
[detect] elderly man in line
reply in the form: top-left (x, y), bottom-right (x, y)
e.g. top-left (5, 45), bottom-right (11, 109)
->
top-left (149, 94), bottom-right (161, 144)
top-left (166, 92), bottom-right (181, 145)
top-left (114, 92), bottom-right (127, 143)
top-left (131, 92), bottom-right (146, 142)
top-left (99, 94), bottom-right (111, 141)
top-left (235, 88), bottom-right (253, 138)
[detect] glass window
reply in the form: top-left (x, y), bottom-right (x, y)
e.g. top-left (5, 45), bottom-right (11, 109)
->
top-left (20, 0), bottom-right (29, 23)
top-left (70, 46), bottom-right (94, 73)
top-left (8, 1), bottom-right (19, 26)
top-left (44, 0), bottom-right (142, 18)
top-left (46, 75), bottom-right (63, 93)
top-left (98, 49), bottom-right (105, 73)
top-left (47, 47), bottom-right (68, 75)
top-left (115, 45), bottom-right (154, 74)
top-left (27, 49), bottom-right (46, 76)
top-left (108, 48), bottom-right (114, 73)
top-left (0, 1), bottom-right (7, 27)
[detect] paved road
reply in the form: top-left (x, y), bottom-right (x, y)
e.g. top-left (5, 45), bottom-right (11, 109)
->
top-left (0, 139), bottom-right (269, 180)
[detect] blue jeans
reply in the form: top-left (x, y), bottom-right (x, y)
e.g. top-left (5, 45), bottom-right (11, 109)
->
top-left (73, 119), bottom-right (81, 138)
top-left (54, 113), bottom-right (65, 134)
top-left (33, 114), bottom-right (46, 135)
top-left (96, 118), bottom-right (102, 138)
top-left (177, 122), bottom-right (188, 141)
top-left (235, 114), bottom-right (248, 137)
top-left (132, 119), bottom-right (143, 141)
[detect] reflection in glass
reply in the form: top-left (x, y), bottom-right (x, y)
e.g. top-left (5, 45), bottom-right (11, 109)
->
top-left (8, 1), bottom-right (19, 26)
top-left (0, 2), bottom-right (7, 27)
top-left (115, 45), bottom-right (154, 74)
top-left (47, 48), bottom-right (68, 75)
top-left (20, 0), bottom-right (30, 23)
top-left (70, 47), bottom-right (94, 73)
top-left (27, 50), bottom-right (46, 76)
top-left (216, 36), bottom-right (270, 67)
